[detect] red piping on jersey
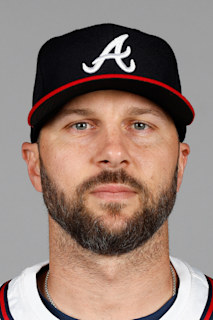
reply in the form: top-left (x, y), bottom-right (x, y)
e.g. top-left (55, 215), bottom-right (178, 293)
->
top-left (0, 282), bottom-right (10, 320)
top-left (28, 74), bottom-right (195, 127)
top-left (204, 277), bottom-right (213, 320)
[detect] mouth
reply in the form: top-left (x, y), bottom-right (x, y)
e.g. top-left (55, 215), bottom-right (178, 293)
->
top-left (90, 184), bottom-right (137, 201)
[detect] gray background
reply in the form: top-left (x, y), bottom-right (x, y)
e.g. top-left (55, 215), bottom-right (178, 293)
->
top-left (1, 0), bottom-right (212, 283)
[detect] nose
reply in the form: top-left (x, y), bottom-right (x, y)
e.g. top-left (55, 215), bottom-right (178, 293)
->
top-left (93, 128), bottom-right (131, 170)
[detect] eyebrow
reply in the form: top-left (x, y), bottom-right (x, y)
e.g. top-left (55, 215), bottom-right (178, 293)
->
top-left (58, 108), bottom-right (96, 117)
top-left (126, 106), bottom-right (163, 117)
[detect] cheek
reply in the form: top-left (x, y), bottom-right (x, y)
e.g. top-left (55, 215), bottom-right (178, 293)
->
top-left (41, 140), bottom-right (96, 192)
top-left (133, 141), bottom-right (178, 189)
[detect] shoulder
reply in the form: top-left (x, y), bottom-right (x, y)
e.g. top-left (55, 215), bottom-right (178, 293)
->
top-left (0, 280), bottom-right (13, 320)
top-left (169, 257), bottom-right (213, 320)
top-left (200, 276), bottom-right (213, 320)
top-left (0, 262), bottom-right (48, 320)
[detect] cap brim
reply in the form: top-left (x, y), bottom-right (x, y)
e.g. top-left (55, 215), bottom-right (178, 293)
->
top-left (29, 74), bottom-right (195, 131)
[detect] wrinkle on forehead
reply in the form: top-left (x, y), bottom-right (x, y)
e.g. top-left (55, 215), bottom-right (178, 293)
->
top-left (41, 90), bottom-right (175, 134)
top-left (57, 90), bottom-right (173, 120)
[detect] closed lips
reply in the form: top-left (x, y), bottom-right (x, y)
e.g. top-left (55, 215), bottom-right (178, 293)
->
top-left (91, 185), bottom-right (136, 193)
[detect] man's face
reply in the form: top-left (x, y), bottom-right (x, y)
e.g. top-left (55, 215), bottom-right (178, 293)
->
top-left (30, 90), bottom-right (189, 256)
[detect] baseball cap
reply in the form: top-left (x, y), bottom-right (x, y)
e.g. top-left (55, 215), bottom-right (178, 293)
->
top-left (28, 23), bottom-right (195, 142)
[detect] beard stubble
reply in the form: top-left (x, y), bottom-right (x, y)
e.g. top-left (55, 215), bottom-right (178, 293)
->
top-left (40, 157), bottom-right (177, 256)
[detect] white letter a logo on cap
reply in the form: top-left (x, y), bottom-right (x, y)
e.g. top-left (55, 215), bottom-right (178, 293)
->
top-left (82, 34), bottom-right (136, 74)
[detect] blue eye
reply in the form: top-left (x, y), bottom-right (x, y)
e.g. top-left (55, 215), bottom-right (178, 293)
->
top-left (132, 122), bottom-right (148, 130)
top-left (72, 122), bottom-right (89, 130)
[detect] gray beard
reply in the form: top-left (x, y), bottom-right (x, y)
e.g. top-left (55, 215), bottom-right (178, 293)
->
top-left (40, 157), bottom-right (177, 256)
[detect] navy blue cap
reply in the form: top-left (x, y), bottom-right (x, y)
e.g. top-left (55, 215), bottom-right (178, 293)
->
top-left (29, 23), bottom-right (194, 142)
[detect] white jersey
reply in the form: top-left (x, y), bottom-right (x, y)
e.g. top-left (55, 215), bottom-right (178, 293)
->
top-left (0, 257), bottom-right (213, 320)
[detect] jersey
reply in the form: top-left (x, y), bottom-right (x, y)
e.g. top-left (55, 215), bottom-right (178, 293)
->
top-left (0, 257), bottom-right (213, 320)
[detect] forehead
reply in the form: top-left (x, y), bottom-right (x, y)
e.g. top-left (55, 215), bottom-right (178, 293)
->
top-left (54, 90), bottom-right (173, 121)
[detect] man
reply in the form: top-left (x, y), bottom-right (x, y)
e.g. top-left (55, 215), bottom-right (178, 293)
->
top-left (0, 23), bottom-right (212, 320)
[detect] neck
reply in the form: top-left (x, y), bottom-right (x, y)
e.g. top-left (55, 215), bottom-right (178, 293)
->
top-left (38, 217), bottom-right (175, 320)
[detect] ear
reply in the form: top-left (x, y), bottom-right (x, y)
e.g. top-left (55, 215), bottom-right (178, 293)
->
top-left (177, 142), bottom-right (190, 192)
top-left (22, 142), bottom-right (42, 192)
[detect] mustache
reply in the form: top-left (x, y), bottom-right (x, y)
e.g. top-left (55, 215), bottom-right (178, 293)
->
top-left (75, 169), bottom-right (146, 196)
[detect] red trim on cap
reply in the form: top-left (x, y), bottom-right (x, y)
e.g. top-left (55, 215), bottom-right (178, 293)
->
top-left (0, 282), bottom-right (10, 320)
top-left (28, 74), bottom-right (195, 126)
